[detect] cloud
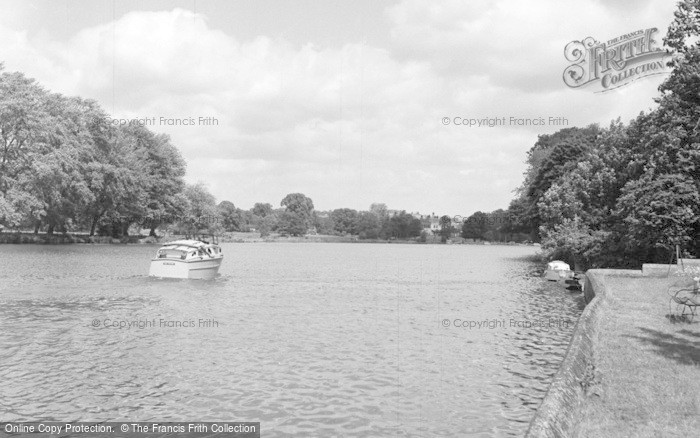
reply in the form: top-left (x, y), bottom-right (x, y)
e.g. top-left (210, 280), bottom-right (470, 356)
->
top-left (385, 0), bottom-right (674, 92)
top-left (0, 1), bottom-right (679, 213)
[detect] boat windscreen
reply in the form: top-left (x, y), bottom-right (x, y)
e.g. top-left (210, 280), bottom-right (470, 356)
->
top-left (157, 248), bottom-right (187, 258)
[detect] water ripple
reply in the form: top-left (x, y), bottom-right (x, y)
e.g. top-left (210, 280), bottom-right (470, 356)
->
top-left (0, 243), bottom-right (581, 436)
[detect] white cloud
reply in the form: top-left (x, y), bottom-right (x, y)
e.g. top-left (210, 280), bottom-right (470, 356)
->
top-left (0, 1), bottom-right (679, 214)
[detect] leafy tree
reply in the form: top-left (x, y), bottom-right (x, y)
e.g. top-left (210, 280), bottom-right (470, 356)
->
top-left (281, 193), bottom-right (314, 216)
top-left (0, 68), bottom-right (49, 198)
top-left (278, 193), bottom-right (314, 236)
top-left (533, 0), bottom-right (700, 266)
top-left (540, 217), bottom-right (610, 270)
top-left (0, 69), bottom-right (65, 231)
top-left (461, 211), bottom-right (489, 239)
top-left (180, 183), bottom-right (220, 234)
top-left (370, 203), bottom-right (388, 218)
top-left (617, 173), bottom-right (700, 262)
top-left (357, 211), bottom-right (381, 239)
top-left (26, 94), bottom-right (99, 234)
top-left (256, 215), bottom-right (278, 237)
top-left (439, 215), bottom-right (453, 242)
top-left (312, 212), bottom-right (335, 235)
top-left (252, 202), bottom-right (273, 217)
top-left (217, 200), bottom-right (240, 232)
top-left (131, 127), bottom-right (187, 236)
top-left (386, 211), bottom-right (422, 239)
top-left (331, 208), bottom-right (359, 235)
top-left (665, 0), bottom-right (700, 59)
top-left (510, 126), bottom-right (600, 239)
top-left (277, 210), bottom-right (309, 236)
top-left (81, 108), bottom-right (148, 236)
top-left (505, 197), bottom-right (535, 238)
top-left (237, 209), bottom-right (255, 231)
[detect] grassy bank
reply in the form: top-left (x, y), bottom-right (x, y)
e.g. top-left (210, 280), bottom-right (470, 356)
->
top-left (574, 274), bottom-right (700, 437)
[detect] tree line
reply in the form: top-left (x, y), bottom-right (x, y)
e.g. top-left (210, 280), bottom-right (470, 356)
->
top-left (4, 0), bottom-right (695, 254)
top-left (0, 62), bottom-right (474, 242)
top-left (0, 69), bottom-right (429, 242)
top-left (216, 199), bottom-right (426, 240)
top-left (0, 63), bottom-right (189, 237)
top-left (484, 1), bottom-right (700, 268)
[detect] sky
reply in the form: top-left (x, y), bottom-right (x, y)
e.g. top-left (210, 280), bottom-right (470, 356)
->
top-left (0, 0), bottom-right (679, 216)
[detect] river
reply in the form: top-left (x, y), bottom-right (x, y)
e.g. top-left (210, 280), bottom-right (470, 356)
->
top-left (0, 243), bottom-right (583, 437)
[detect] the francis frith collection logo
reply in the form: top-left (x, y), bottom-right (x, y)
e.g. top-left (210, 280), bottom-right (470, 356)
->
top-left (563, 27), bottom-right (672, 92)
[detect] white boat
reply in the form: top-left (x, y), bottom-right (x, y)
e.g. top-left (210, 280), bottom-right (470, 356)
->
top-left (149, 239), bottom-right (223, 279)
top-left (544, 260), bottom-right (573, 281)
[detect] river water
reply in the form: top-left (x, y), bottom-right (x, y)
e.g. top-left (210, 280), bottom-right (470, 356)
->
top-left (0, 243), bottom-right (583, 437)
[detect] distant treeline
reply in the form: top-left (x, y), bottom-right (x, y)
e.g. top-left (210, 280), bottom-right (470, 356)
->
top-left (2, 0), bottom-right (696, 256)
top-left (221, 200), bottom-right (427, 240)
top-left (0, 63), bottom-right (525, 242)
top-left (489, 3), bottom-right (700, 268)
top-left (0, 64), bottom-right (467, 241)
top-left (216, 201), bottom-right (527, 242)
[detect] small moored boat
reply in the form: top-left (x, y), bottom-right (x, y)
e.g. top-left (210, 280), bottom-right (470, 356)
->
top-left (544, 260), bottom-right (573, 281)
top-left (149, 239), bottom-right (223, 280)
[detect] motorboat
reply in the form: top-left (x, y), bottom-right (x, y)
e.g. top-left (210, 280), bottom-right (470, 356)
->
top-left (149, 239), bottom-right (223, 279)
top-left (544, 260), bottom-right (573, 281)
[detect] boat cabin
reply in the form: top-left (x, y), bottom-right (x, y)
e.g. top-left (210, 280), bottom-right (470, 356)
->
top-left (155, 240), bottom-right (222, 261)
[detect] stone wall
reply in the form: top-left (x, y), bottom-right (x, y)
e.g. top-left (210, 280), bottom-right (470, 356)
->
top-left (525, 269), bottom-right (643, 437)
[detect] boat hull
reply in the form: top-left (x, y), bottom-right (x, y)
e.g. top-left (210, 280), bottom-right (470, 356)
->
top-left (149, 257), bottom-right (223, 280)
top-left (544, 269), bottom-right (574, 281)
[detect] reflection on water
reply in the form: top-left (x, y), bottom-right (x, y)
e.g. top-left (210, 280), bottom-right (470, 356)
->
top-left (0, 243), bottom-right (583, 436)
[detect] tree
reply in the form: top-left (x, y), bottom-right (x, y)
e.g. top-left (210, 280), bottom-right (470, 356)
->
top-left (461, 211), bottom-right (489, 240)
top-left (256, 215), bottom-right (278, 237)
top-left (279, 193), bottom-right (314, 236)
top-left (505, 197), bottom-right (536, 239)
top-left (0, 68), bottom-right (49, 198)
top-left (25, 94), bottom-right (99, 234)
top-left (533, 0), bottom-right (700, 266)
top-left (281, 193), bottom-right (314, 217)
top-left (81, 105), bottom-right (149, 237)
top-left (180, 183), bottom-right (220, 234)
top-left (439, 215), bottom-right (453, 242)
top-left (370, 203), bottom-right (388, 218)
top-left (313, 212), bottom-right (335, 235)
top-left (512, 125), bottom-right (600, 238)
top-left (617, 173), bottom-right (700, 263)
top-left (331, 208), bottom-right (359, 235)
top-left (131, 128), bottom-right (187, 236)
top-left (217, 200), bottom-right (240, 232)
top-left (664, 0), bottom-right (700, 60)
top-left (0, 66), bottom-right (195, 238)
top-left (0, 69), bottom-right (89, 233)
top-left (277, 210), bottom-right (309, 236)
top-left (357, 211), bottom-right (381, 239)
top-left (386, 211), bottom-right (422, 239)
top-left (252, 202), bottom-right (273, 217)
top-left (539, 217), bottom-right (610, 270)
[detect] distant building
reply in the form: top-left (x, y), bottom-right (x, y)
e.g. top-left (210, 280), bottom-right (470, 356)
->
top-left (411, 212), bottom-right (423, 220)
top-left (452, 216), bottom-right (463, 232)
top-left (422, 214), bottom-right (462, 237)
top-left (430, 215), bottom-right (441, 232)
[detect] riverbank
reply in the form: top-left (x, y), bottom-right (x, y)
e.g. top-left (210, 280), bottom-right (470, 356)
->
top-left (527, 270), bottom-right (700, 437)
top-left (0, 231), bottom-right (536, 246)
top-left (0, 232), bottom-right (150, 244)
